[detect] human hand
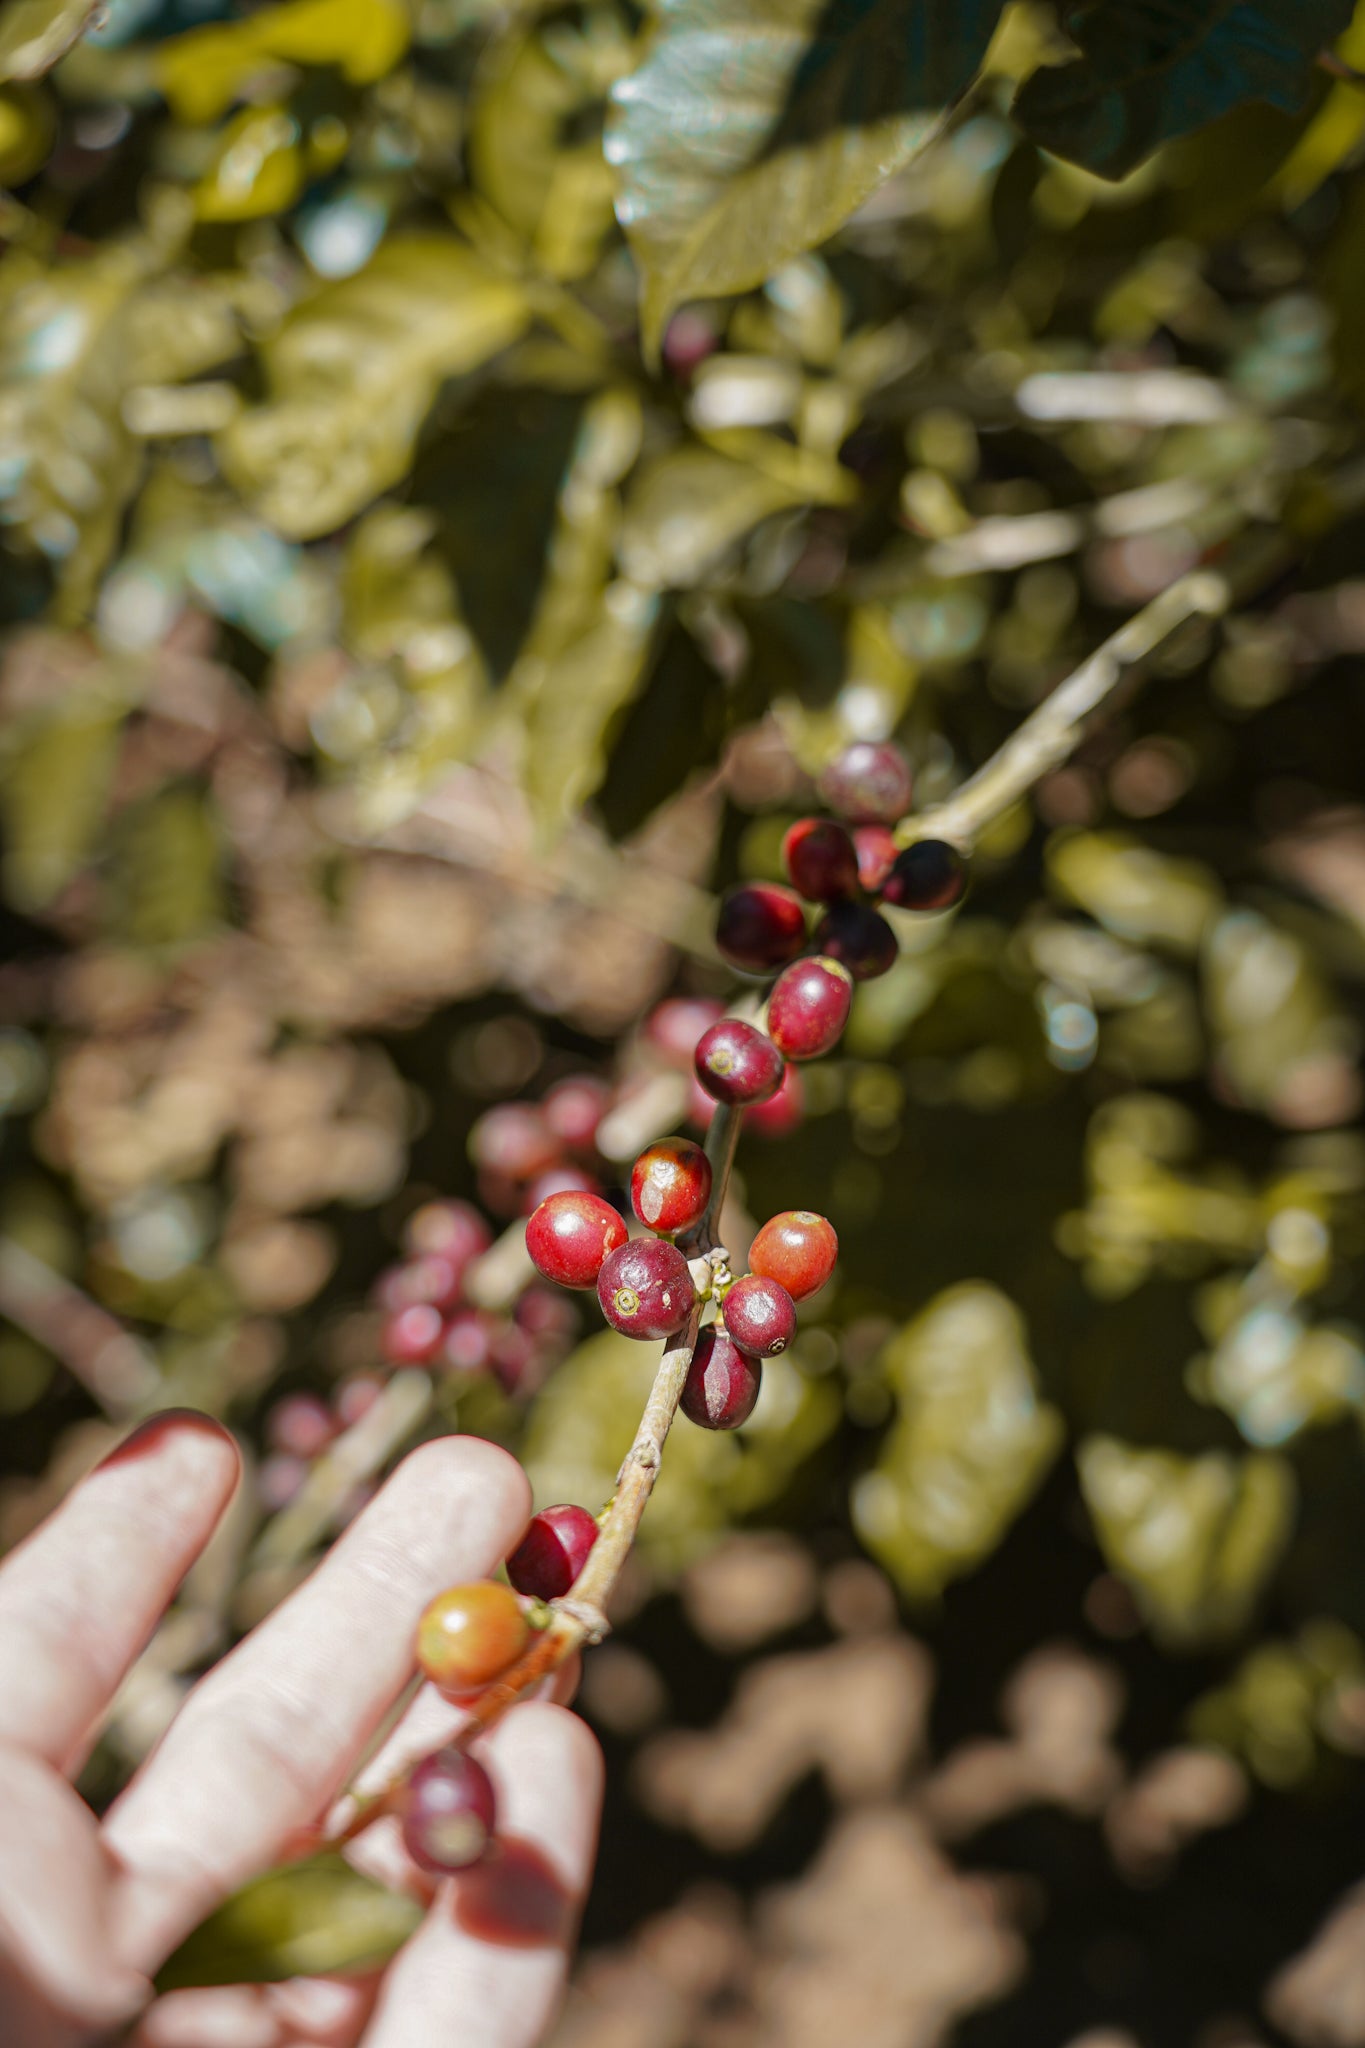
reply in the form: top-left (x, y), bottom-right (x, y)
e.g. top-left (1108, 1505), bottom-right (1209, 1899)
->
top-left (0, 1412), bottom-right (603, 2047)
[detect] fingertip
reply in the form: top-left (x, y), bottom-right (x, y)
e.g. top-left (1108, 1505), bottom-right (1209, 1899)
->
top-left (387, 1433), bottom-right (533, 1557)
top-left (95, 1410), bottom-right (242, 1504)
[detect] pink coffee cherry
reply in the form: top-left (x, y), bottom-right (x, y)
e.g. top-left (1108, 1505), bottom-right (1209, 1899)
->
top-left (766, 956), bottom-right (854, 1061)
top-left (526, 1190), bottom-right (628, 1289)
top-left (819, 740), bottom-right (913, 825)
top-left (543, 1075), bottom-right (612, 1152)
top-left (722, 1273), bottom-right (797, 1358)
top-left (523, 1163), bottom-right (598, 1214)
top-left (782, 817), bottom-right (860, 903)
top-left (630, 1136), bottom-right (712, 1234)
top-left (438, 1307), bottom-right (496, 1376)
top-left (853, 823), bottom-right (898, 892)
top-left (403, 1199), bottom-right (491, 1267)
top-left (506, 1503), bottom-right (600, 1601)
top-left (402, 1748), bottom-right (498, 1874)
top-left (646, 996), bottom-right (725, 1068)
top-left (266, 1392), bottom-right (336, 1461)
top-left (469, 1102), bottom-right (561, 1183)
top-left (694, 1017), bottom-right (785, 1107)
top-left (681, 1326), bottom-right (762, 1430)
top-left (381, 1303), bottom-right (446, 1365)
top-left (597, 1238), bottom-right (696, 1340)
top-left (374, 1251), bottom-right (464, 1314)
top-left (715, 883), bottom-right (807, 975)
top-left (745, 1064), bottom-right (805, 1137)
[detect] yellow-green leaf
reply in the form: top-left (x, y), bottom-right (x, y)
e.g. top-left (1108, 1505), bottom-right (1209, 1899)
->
top-left (156, 1854), bottom-right (422, 1992)
top-left (0, 0), bottom-right (101, 82)
top-left (156, 0), bottom-right (410, 125)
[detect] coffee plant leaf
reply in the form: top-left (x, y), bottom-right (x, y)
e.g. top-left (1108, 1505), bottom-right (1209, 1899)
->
top-left (155, 1854), bottom-right (423, 1991)
top-left (0, 0), bottom-right (102, 81)
top-left (155, 0), bottom-right (411, 125)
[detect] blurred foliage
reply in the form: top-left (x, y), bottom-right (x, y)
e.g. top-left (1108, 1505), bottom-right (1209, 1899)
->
top-left (5, 0), bottom-right (1365, 2031)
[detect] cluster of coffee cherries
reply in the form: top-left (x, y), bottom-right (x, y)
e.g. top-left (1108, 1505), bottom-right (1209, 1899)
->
top-left (398, 1500), bottom-right (601, 1874)
top-left (716, 738), bottom-right (968, 994)
top-left (374, 1198), bottom-right (576, 1395)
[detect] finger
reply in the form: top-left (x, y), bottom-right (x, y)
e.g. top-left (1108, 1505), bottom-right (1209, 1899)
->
top-left (359, 1703), bottom-right (602, 2048)
top-left (134, 1974), bottom-right (377, 2047)
top-left (0, 1413), bottom-right (240, 1773)
top-left (0, 1744), bottom-right (149, 2030)
top-left (107, 1436), bottom-right (531, 1972)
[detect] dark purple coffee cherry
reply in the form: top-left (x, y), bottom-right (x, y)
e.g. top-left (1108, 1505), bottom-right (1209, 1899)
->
top-left (722, 1273), bottom-right (797, 1357)
top-left (402, 1748), bottom-right (497, 1873)
top-left (715, 883), bottom-right (806, 975)
top-left (506, 1503), bottom-right (599, 1601)
top-left (597, 1237), bottom-right (696, 1339)
top-left (813, 901), bottom-right (898, 981)
top-left (694, 1018), bottom-right (785, 1107)
top-left (681, 1326), bottom-right (762, 1429)
top-left (880, 838), bottom-right (968, 912)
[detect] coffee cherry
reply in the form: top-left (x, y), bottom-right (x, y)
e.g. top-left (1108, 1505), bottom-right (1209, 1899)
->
top-left (715, 883), bottom-right (806, 975)
top-left (597, 1237), bottom-right (695, 1339)
top-left (506, 1503), bottom-right (599, 1601)
top-left (375, 1251), bottom-right (465, 1314)
top-left (681, 1326), bottom-right (762, 1430)
top-left (523, 1163), bottom-right (598, 1215)
top-left (543, 1075), bottom-right (612, 1152)
top-left (782, 818), bottom-right (860, 903)
top-left (267, 1392), bottom-right (337, 1460)
top-left (382, 1303), bottom-right (446, 1366)
top-left (417, 1581), bottom-right (529, 1696)
top-left (749, 1210), bottom-right (838, 1300)
top-left (646, 996), bottom-right (725, 1067)
top-left (880, 838), bottom-right (968, 911)
top-left (813, 901), bottom-right (898, 981)
top-left (404, 1199), bottom-right (491, 1268)
top-left (853, 823), bottom-right (898, 893)
top-left (439, 1307), bottom-right (495, 1376)
top-left (631, 1136), bottom-right (712, 1234)
top-left (469, 1103), bottom-right (560, 1183)
top-left (402, 1749), bottom-right (497, 1874)
top-left (766, 956), bottom-right (853, 1061)
top-left (819, 740), bottom-right (913, 825)
top-left (335, 1372), bottom-right (384, 1426)
top-left (722, 1273), bottom-right (797, 1357)
top-left (694, 1018), bottom-right (784, 1107)
top-left (746, 1063), bottom-right (805, 1137)
top-left (526, 1189), bottom-right (627, 1289)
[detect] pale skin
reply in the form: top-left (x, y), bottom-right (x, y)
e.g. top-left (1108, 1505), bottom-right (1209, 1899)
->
top-left (0, 1412), bottom-right (603, 2048)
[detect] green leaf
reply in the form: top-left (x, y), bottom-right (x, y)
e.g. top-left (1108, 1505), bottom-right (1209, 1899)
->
top-left (851, 1283), bottom-right (1063, 1601)
top-left (217, 235), bottom-right (531, 540)
top-left (0, 699), bottom-right (123, 910)
top-left (1013, 0), bottom-right (1355, 181)
top-left (155, 1854), bottom-right (423, 1992)
top-left (108, 787), bottom-right (224, 951)
top-left (1078, 1436), bottom-right (1296, 1646)
top-left (617, 440), bottom-right (853, 590)
top-left (155, 0), bottom-right (410, 125)
top-left (607, 0), bottom-right (1006, 356)
top-left (0, 0), bottom-right (102, 82)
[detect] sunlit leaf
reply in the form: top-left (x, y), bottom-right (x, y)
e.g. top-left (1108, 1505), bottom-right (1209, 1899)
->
top-left (0, 695), bottom-right (122, 909)
top-left (0, 81), bottom-right (53, 178)
top-left (618, 440), bottom-right (852, 590)
top-left (1078, 1436), bottom-right (1296, 1645)
top-left (1014, 0), bottom-right (1355, 180)
top-left (156, 0), bottom-right (410, 125)
top-left (0, 0), bottom-right (102, 82)
top-left (607, 0), bottom-right (1006, 355)
top-left (851, 1283), bottom-right (1063, 1600)
top-left (217, 235), bottom-right (530, 539)
top-left (155, 1854), bottom-right (422, 1992)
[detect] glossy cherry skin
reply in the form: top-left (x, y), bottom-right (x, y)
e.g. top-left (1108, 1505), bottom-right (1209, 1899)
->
top-left (746, 1063), bottom-right (805, 1137)
top-left (819, 740), bottom-right (913, 825)
top-left (880, 838), bottom-right (968, 911)
top-left (525, 1189), bottom-right (627, 1289)
top-left (597, 1238), bottom-right (695, 1340)
top-left (813, 901), bottom-right (899, 981)
top-left (749, 1210), bottom-right (839, 1300)
top-left (402, 1749), bottom-right (497, 1873)
top-left (630, 1136), bottom-right (712, 1234)
top-left (782, 817), bottom-right (860, 903)
top-left (766, 956), bottom-right (854, 1061)
top-left (694, 1018), bottom-right (785, 1107)
top-left (722, 1274), bottom-right (797, 1358)
top-left (715, 883), bottom-right (807, 975)
top-left (416, 1581), bottom-right (529, 1696)
top-left (506, 1503), bottom-right (600, 1601)
top-left (681, 1326), bottom-right (762, 1430)
top-left (853, 824), bottom-right (898, 892)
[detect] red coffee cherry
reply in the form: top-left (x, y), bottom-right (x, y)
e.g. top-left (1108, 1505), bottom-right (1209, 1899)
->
top-left (543, 1075), bottom-right (612, 1152)
top-left (403, 1199), bottom-right (492, 1267)
top-left (526, 1189), bottom-right (627, 1289)
top-left (722, 1273), bottom-right (797, 1357)
top-left (853, 823), bottom-right (898, 893)
top-left (880, 838), bottom-right (968, 911)
top-left (438, 1307), bottom-right (496, 1376)
top-left (766, 956), bottom-right (853, 1061)
top-left (681, 1326), bottom-right (762, 1430)
top-left (782, 817), bottom-right (860, 903)
top-left (382, 1302), bottom-right (446, 1365)
top-left (402, 1747), bottom-right (498, 1874)
top-left (819, 740), bottom-right (913, 825)
top-left (694, 1018), bottom-right (785, 1106)
top-left (266, 1392), bottom-right (337, 1460)
top-left (715, 883), bottom-right (806, 975)
top-left (469, 1102), bottom-right (561, 1183)
top-left (813, 900), bottom-right (898, 981)
top-left (646, 996), bottom-right (725, 1068)
top-left (417, 1581), bottom-right (529, 1696)
top-left (597, 1237), bottom-right (695, 1339)
top-left (749, 1210), bottom-right (839, 1300)
top-left (630, 1136), bottom-right (712, 1234)
top-left (374, 1252), bottom-right (464, 1315)
top-left (506, 1503), bottom-right (600, 1601)
top-left (523, 1163), bottom-right (598, 1215)
top-left (746, 1063), bottom-right (805, 1137)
